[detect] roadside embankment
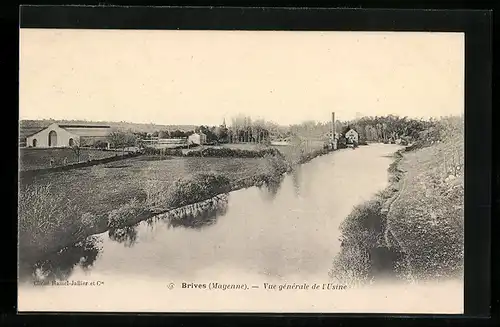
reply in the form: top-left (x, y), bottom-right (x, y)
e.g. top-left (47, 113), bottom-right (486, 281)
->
top-left (331, 132), bottom-right (464, 284)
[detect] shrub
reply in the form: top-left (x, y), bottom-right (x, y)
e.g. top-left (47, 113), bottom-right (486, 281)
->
top-left (81, 212), bottom-right (99, 230)
top-left (339, 198), bottom-right (385, 248)
top-left (262, 153), bottom-right (288, 175)
top-left (143, 178), bottom-right (171, 212)
top-left (18, 184), bottom-right (86, 257)
top-left (330, 242), bottom-right (372, 286)
top-left (107, 197), bottom-right (147, 229)
top-left (166, 173), bottom-right (231, 208)
top-left (331, 197), bottom-right (400, 285)
top-left (185, 147), bottom-right (282, 158)
top-left (93, 140), bottom-right (108, 149)
top-left (165, 148), bottom-right (183, 156)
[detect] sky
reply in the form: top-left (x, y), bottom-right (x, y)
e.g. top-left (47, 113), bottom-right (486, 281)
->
top-left (19, 29), bottom-right (464, 126)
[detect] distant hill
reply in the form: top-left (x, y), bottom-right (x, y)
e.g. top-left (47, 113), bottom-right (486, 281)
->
top-left (19, 119), bottom-right (198, 138)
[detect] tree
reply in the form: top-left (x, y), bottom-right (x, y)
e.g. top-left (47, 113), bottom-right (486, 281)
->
top-left (198, 125), bottom-right (218, 143)
top-left (94, 140), bottom-right (108, 149)
top-left (108, 130), bottom-right (137, 156)
top-left (217, 125), bottom-right (229, 143)
top-left (170, 130), bottom-right (185, 138)
top-left (69, 138), bottom-right (83, 162)
top-left (158, 130), bottom-right (170, 139)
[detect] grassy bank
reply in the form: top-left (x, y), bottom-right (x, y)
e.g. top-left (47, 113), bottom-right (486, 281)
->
top-left (19, 142), bottom-right (333, 269)
top-left (331, 118), bottom-right (464, 284)
top-left (19, 156), bottom-right (277, 265)
top-left (386, 133), bottom-right (464, 280)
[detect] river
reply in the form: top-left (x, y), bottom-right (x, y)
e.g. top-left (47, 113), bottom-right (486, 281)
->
top-left (18, 144), bottom-right (463, 313)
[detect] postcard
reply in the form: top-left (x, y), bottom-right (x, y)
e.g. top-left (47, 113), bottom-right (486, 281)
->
top-left (18, 28), bottom-right (464, 313)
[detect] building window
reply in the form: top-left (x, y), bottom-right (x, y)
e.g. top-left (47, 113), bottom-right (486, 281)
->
top-left (32, 139), bottom-right (37, 147)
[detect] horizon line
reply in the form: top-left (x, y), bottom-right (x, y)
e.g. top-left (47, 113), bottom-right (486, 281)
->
top-left (18, 113), bottom-right (458, 127)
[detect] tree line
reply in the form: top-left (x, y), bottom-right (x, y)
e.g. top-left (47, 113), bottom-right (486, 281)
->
top-left (91, 114), bottom-right (462, 153)
top-left (345, 115), bottom-right (452, 143)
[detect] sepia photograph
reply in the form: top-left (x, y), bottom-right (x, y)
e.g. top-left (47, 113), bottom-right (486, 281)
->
top-left (18, 28), bottom-right (465, 313)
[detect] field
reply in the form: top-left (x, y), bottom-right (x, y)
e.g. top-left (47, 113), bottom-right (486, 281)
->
top-left (19, 148), bottom-right (122, 171)
top-left (18, 139), bottom-right (330, 268)
top-left (20, 156), bottom-right (272, 217)
top-left (18, 155), bottom-right (277, 265)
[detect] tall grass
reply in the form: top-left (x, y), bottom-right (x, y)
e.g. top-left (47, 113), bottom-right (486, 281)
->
top-left (166, 173), bottom-right (232, 208)
top-left (107, 197), bottom-right (147, 229)
top-left (329, 197), bottom-right (407, 285)
top-left (18, 183), bottom-right (96, 262)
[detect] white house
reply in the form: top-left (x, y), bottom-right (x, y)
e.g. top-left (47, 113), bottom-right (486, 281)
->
top-left (188, 132), bottom-right (207, 145)
top-left (25, 123), bottom-right (111, 148)
top-left (345, 128), bottom-right (359, 144)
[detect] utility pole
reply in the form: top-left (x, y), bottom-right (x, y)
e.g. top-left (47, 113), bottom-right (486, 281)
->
top-left (332, 112), bottom-right (337, 150)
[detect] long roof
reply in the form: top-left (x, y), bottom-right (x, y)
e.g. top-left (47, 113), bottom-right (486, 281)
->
top-left (19, 126), bottom-right (47, 138)
top-left (58, 124), bottom-right (111, 128)
top-left (63, 127), bottom-right (111, 137)
top-left (21, 123), bottom-right (111, 138)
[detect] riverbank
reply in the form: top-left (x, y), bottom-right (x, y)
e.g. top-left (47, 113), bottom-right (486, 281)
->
top-left (330, 132), bottom-right (464, 284)
top-left (386, 134), bottom-right (464, 280)
top-left (19, 144), bottom-right (335, 274)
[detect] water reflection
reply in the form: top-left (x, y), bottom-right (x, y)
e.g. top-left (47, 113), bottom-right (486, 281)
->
top-left (22, 145), bottom-right (403, 287)
top-left (106, 194), bottom-right (230, 246)
top-left (257, 175), bottom-right (285, 201)
top-left (31, 236), bottom-right (102, 282)
top-left (167, 196), bottom-right (228, 229)
top-left (291, 169), bottom-right (301, 197)
top-left (27, 194), bottom-right (231, 281)
top-left (108, 226), bottom-right (138, 247)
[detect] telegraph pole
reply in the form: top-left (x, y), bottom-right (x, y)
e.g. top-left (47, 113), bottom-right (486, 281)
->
top-left (331, 112), bottom-right (337, 150)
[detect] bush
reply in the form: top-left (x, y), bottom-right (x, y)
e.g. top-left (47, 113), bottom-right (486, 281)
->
top-left (331, 195), bottom-right (410, 285)
top-left (296, 147), bottom-right (330, 165)
top-left (143, 147), bottom-right (184, 156)
top-left (165, 149), bottom-right (183, 156)
top-left (107, 198), bottom-right (147, 229)
top-left (339, 198), bottom-right (385, 248)
top-left (166, 173), bottom-right (231, 208)
top-left (18, 184), bottom-right (91, 262)
top-left (93, 140), bottom-right (108, 149)
top-left (331, 199), bottom-right (384, 284)
top-left (263, 153), bottom-right (289, 175)
top-left (143, 178), bottom-right (171, 211)
top-left (185, 147), bottom-right (282, 158)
